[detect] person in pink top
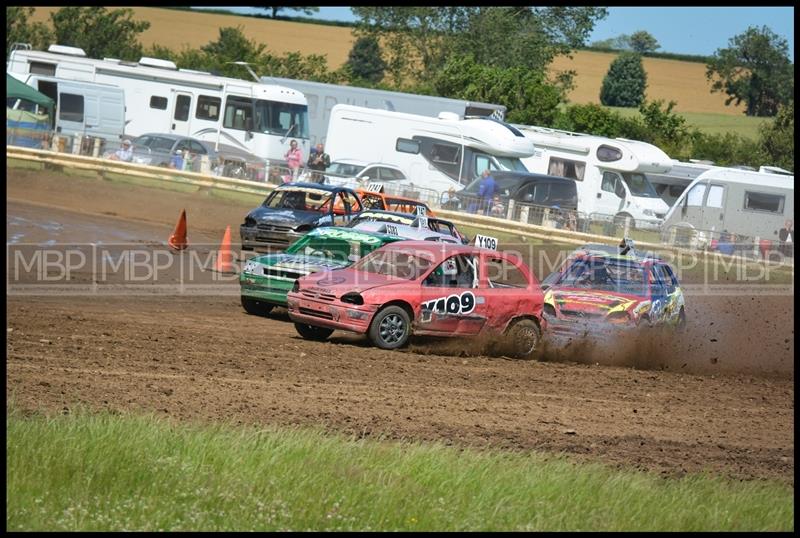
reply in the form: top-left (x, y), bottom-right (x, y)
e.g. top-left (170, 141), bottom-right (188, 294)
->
top-left (284, 139), bottom-right (303, 180)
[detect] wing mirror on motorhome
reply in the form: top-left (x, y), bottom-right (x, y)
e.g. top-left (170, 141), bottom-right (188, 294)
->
top-left (245, 118), bottom-right (254, 140)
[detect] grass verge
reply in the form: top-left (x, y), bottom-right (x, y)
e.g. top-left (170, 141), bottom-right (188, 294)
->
top-left (6, 407), bottom-right (793, 531)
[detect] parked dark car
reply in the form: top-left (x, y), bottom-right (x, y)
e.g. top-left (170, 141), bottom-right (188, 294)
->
top-left (461, 171), bottom-right (578, 210)
top-left (240, 182), bottom-right (364, 251)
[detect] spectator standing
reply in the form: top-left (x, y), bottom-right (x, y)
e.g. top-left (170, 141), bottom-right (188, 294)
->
top-left (307, 143), bottom-right (330, 183)
top-left (284, 139), bottom-right (303, 180)
top-left (441, 187), bottom-right (460, 210)
top-left (477, 169), bottom-right (496, 215)
top-left (779, 219), bottom-right (794, 257)
top-left (109, 139), bottom-right (133, 162)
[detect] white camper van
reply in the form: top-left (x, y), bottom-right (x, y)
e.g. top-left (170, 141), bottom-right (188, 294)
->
top-left (516, 126), bottom-right (671, 227)
top-left (647, 160), bottom-right (715, 206)
top-left (8, 73), bottom-right (125, 143)
top-left (7, 44), bottom-right (310, 164)
top-left (263, 76), bottom-right (507, 146)
top-left (662, 167), bottom-right (794, 247)
top-left (325, 105), bottom-right (534, 196)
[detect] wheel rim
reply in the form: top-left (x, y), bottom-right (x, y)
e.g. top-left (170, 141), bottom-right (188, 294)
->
top-left (379, 313), bottom-right (406, 344)
top-left (517, 326), bottom-right (537, 354)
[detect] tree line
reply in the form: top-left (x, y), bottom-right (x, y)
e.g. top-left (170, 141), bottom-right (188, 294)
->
top-left (7, 7), bottom-right (793, 171)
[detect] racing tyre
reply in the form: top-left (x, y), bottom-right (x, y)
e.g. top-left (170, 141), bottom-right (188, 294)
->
top-left (368, 305), bottom-right (411, 350)
top-left (241, 296), bottom-right (274, 316)
top-left (294, 323), bottom-right (334, 341)
top-left (503, 319), bottom-right (542, 360)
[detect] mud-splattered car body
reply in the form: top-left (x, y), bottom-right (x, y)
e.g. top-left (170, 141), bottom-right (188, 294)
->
top-left (542, 244), bottom-right (686, 343)
top-left (286, 242), bottom-right (546, 358)
top-left (239, 226), bottom-right (404, 315)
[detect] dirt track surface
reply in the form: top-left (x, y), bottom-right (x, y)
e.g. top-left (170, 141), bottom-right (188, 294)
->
top-left (5, 167), bottom-right (795, 484)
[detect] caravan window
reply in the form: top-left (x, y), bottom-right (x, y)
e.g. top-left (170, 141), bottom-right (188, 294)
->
top-left (705, 185), bottom-right (724, 208)
top-left (597, 145), bottom-right (623, 162)
top-left (744, 191), bottom-right (785, 214)
top-left (150, 96), bottom-right (168, 110)
top-left (548, 157), bottom-right (585, 181)
top-left (224, 96), bottom-right (254, 131)
top-left (396, 138), bottom-right (420, 154)
top-left (685, 183), bottom-right (706, 206)
top-left (30, 61), bottom-right (56, 76)
top-left (174, 95), bottom-right (191, 122)
top-left (196, 95), bottom-right (221, 121)
top-left (59, 93), bottom-right (84, 123)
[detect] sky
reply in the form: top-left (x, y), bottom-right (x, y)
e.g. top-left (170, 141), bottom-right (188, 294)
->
top-left (193, 6), bottom-right (795, 62)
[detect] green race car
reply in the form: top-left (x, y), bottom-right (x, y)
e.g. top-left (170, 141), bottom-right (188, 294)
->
top-left (239, 226), bottom-right (405, 316)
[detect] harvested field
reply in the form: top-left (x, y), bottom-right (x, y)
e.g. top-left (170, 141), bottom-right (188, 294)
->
top-left (5, 166), bottom-right (794, 485)
top-left (29, 7), bottom-right (747, 116)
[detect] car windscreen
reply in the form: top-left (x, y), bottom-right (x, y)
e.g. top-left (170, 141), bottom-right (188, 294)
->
top-left (134, 136), bottom-right (175, 152)
top-left (327, 162), bottom-right (365, 177)
top-left (556, 258), bottom-right (647, 296)
top-left (263, 188), bottom-right (333, 211)
top-left (351, 248), bottom-right (435, 280)
top-left (347, 211), bottom-right (414, 227)
top-left (621, 172), bottom-right (660, 198)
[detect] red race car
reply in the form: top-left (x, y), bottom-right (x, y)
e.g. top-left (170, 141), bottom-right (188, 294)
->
top-left (286, 241), bottom-right (546, 359)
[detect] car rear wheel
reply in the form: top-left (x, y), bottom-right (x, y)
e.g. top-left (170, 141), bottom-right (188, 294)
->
top-left (241, 296), bottom-right (274, 316)
top-left (503, 319), bottom-right (541, 360)
top-left (368, 305), bottom-right (411, 350)
top-left (294, 323), bottom-right (334, 341)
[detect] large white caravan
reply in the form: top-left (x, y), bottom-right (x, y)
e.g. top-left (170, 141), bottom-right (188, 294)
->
top-left (662, 167), bottom-right (794, 244)
top-left (263, 76), bottom-right (507, 147)
top-left (325, 105), bottom-right (534, 195)
top-left (516, 126), bottom-right (671, 227)
top-left (7, 44), bottom-right (310, 163)
top-left (647, 160), bottom-right (715, 206)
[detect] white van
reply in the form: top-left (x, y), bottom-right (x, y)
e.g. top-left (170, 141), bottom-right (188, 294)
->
top-left (9, 73), bottom-right (126, 143)
top-left (662, 167), bottom-right (794, 247)
top-left (516, 126), bottom-right (671, 228)
top-left (325, 105), bottom-right (534, 197)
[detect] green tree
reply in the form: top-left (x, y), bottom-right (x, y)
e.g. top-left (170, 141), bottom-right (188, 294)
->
top-left (591, 34), bottom-right (631, 51)
top-left (629, 30), bottom-right (659, 54)
top-left (49, 7), bottom-right (150, 60)
top-left (757, 102), bottom-right (794, 170)
top-left (200, 25), bottom-right (267, 74)
top-left (256, 7), bottom-right (319, 19)
top-left (430, 55), bottom-right (564, 126)
top-left (599, 52), bottom-right (647, 107)
top-left (345, 36), bottom-right (386, 84)
top-left (706, 26), bottom-right (794, 116)
top-left (352, 7), bottom-right (607, 86)
top-left (7, 7), bottom-right (53, 54)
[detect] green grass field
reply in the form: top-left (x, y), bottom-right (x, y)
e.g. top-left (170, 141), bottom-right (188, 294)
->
top-left (606, 107), bottom-right (769, 140)
top-left (6, 407), bottom-right (793, 531)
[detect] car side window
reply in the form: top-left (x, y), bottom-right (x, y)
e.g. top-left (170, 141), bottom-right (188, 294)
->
top-left (175, 141), bottom-right (190, 152)
top-left (659, 264), bottom-right (679, 288)
top-left (601, 172), bottom-right (617, 193)
top-left (359, 167), bottom-right (377, 181)
top-left (423, 255), bottom-right (478, 288)
top-left (485, 256), bottom-right (528, 289)
top-left (380, 168), bottom-right (406, 181)
top-left (189, 141), bottom-right (207, 155)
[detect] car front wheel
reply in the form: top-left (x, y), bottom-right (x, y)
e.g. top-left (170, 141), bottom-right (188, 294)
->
top-left (503, 318), bottom-right (541, 360)
top-left (294, 323), bottom-right (334, 341)
top-left (368, 305), bottom-right (411, 350)
top-left (241, 296), bottom-right (274, 316)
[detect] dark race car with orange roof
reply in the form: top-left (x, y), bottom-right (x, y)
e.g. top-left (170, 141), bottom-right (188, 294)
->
top-left (286, 241), bottom-right (546, 358)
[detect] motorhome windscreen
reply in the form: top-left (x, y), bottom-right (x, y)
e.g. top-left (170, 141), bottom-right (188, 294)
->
top-left (621, 172), bottom-right (660, 198)
top-left (263, 188), bottom-right (331, 211)
top-left (254, 100), bottom-right (309, 139)
top-left (352, 249), bottom-right (435, 281)
top-left (557, 258), bottom-right (647, 296)
top-left (495, 157), bottom-right (529, 172)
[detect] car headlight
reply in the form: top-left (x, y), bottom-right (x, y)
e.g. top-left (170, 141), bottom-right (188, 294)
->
top-left (243, 260), bottom-right (259, 274)
top-left (643, 209), bottom-right (655, 217)
top-left (341, 292), bottom-right (364, 305)
top-left (244, 216), bottom-right (256, 227)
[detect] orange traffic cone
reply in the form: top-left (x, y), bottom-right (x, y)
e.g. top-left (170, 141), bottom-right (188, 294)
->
top-left (214, 225), bottom-right (235, 273)
top-left (168, 209), bottom-right (188, 251)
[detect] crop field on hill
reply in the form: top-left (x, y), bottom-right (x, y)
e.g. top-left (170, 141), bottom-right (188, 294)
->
top-left (30, 7), bottom-right (750, 118)
top-left (607, 107), bottom-right (767, 139)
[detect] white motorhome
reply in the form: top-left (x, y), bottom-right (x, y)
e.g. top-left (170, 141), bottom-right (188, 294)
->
top-left (647, 160), bottom-right (715, 206)
top-left (662, 167), bottom-right (794, 245)
top-left (325, 105), bottom-right (534, 196)
top-left (7, 73), bottom-right (125, 143)
top-left (7, 44), bottom-right (310, 164)
top-left (263, 76), bottom-right (507, 146)
top-left (516, 126), bottom-right (671, 227)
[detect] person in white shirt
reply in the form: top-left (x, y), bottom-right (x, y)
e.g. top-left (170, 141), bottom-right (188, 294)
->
top-left (109, 139), bottom-right (133, 162)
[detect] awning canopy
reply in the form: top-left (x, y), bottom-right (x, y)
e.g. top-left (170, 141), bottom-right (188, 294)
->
top-left (6, 74), bottom-right (54, 118)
